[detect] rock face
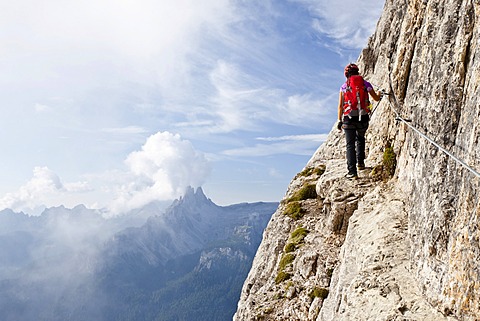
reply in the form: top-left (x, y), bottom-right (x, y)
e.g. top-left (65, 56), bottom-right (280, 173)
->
top-left (234, 0), bottom-right (480, 320)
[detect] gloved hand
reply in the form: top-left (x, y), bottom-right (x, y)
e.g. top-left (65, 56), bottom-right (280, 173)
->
top-left (337, 121), bottom-right (343, 131)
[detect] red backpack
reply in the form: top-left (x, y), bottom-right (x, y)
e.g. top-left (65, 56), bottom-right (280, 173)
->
top-left (343, 75), bottom-right (370, 117)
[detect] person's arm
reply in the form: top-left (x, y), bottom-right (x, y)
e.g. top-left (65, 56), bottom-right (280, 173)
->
top-left (337, 91), bottom-right (344, 131)
top-left (368, 88), bottom-right (381, 101)
top-left (337, 91), bottom-right (344, 121)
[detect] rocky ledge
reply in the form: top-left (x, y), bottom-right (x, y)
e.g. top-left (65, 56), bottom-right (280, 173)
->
top-left (235, 0), bottom-right (480, 319)
top-left (234, 150), bottom-right (456, 320)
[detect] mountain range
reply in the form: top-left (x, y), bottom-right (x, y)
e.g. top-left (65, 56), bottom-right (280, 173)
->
top-left (0, 187), bottom-right (278, 321)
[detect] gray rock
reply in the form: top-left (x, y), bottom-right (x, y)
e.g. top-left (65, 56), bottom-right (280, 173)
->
top-left (235, 0), bottom-right (480, 320)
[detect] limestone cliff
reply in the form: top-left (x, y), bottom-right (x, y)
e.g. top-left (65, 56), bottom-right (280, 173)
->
top-left (234, 0), bottom-right (480, 320)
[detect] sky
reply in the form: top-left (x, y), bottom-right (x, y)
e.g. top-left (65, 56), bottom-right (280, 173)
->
top-left (0, 0), bottom-right (385, 215)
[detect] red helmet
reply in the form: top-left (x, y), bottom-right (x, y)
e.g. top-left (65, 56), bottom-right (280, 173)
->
top-left (344, 63), bottom-right (359, 77)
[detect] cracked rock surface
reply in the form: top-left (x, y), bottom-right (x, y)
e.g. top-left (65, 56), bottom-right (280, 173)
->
top-left (234, 155), bottom-right (453, 321)
top-left (235, 0), bottom-right (480, 320)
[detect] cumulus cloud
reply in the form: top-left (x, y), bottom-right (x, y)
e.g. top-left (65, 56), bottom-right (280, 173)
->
top-left (108, 131), bottom-right (211, 213)
top-left (0, 1), bottom-right (384, 212)
top-left (0, 167), bottom-right (91, 214)
top-left (0, 132), bottom-right (210, 215)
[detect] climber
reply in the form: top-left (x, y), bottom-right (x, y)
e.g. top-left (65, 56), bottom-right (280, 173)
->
top-left (337, 63), bottom-right (382, 179)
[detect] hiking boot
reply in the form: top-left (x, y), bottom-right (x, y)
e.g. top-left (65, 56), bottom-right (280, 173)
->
top-left (345, 172), bottom-right (358, 180)
top-left (357, 163), bottom-right (366, 170)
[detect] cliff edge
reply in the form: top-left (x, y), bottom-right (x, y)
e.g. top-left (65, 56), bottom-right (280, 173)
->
top-left (235, 0), bottom-right (480, 320)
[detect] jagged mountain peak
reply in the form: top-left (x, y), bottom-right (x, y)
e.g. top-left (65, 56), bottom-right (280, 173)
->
top-left (0, 187), bottom-right (278, 321)
top-left (183, 186), bottom-right (205, 199)
top-left (111, 187), bottom-right (277, 264)
top-left (166, 186), bottom-right (218, 219)
top-left (174, 186), bottom-right (213, 207)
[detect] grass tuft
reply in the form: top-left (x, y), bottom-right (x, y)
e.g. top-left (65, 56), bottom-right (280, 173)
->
top-left (284, 201), bottom-right (305, 220)
top-left (278, 253), bottom-right (295, 270)
top-left (288, 184), bottom-right (317, 202)
top-left (297, 165), bottom-right (326, 178)
top-left (284, 242), bottom-right (296, 253)
top-left (290, 227), bottom-right (309, 245)
top-left (383, 143), bottom-right (396, 177)
top-left (275, 271), bottom-right (292, 284)
top-left (309, 287), bottom-right (329, 300)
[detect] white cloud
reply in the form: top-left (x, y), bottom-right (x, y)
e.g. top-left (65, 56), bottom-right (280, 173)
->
top-left (268, 168), bottom-right (282, 178)
top-left (108, 131), bottom-right (211, 213)
top-left (0, 132), bottom-right (211, 215)
top-left (222, 134), bottom-right (327, 157)
top-left (207, 60), bottom-right (279, 132)
top-left (0, 0), bottom-right (235, 100)
top-left (275, 93), bottom-right (338, 127)
top-left (34, 103), bottom-right (52, 113)
top-left (0, 1), bottom-right (384, 210)
top-left (64, 181), bottom-right (92, 193)
top-left (101, 126), bottom-right (149, 135)
top-left (0, 167), bottom-right (91, 214)
top-left (257, 134), bottom-right (329, 142)
top-left (291, 0), bottom-right (384, 48)
top-left (221, 142), bottom-right (311, 157)
top-left (207, 61), bottom-right (337, 132)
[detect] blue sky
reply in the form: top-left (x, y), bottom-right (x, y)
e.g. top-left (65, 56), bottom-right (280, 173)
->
top-left (0, 0), bottom-right (384, 215)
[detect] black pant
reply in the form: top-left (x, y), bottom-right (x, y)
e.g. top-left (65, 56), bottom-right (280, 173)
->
top-left (343, 115), bottom-right (369, 175)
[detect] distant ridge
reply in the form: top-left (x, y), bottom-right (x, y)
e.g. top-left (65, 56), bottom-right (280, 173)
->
top-left (0, 188), bottom-right (278, 321)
